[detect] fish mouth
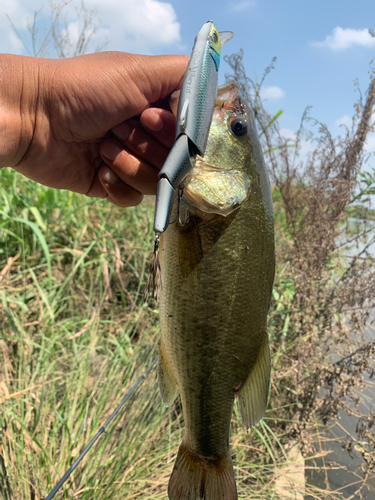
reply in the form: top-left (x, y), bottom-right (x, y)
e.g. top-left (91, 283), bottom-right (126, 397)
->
top-left (183, 163), bottom-right (251, 217)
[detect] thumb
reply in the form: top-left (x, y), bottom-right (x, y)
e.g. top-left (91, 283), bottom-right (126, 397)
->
top-left (130, 54), bottom-right (189, 104)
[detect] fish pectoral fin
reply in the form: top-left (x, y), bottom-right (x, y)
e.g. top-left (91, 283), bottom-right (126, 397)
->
top-left (157, 341), bottom-right (179, 407)
top-left (178, 218), bottom-right (203, 279)
top-left (237, 333), bottom-right (271, 428)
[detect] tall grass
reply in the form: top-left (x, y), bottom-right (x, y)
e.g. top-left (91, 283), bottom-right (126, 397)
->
top-left (1, 168), bottom-right (319, 500)
top-left (0, 168), bottom-right (175, 499)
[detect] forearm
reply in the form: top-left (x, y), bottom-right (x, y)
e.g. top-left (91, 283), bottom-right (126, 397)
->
top-left (0, 54), bottom-right (44, 169)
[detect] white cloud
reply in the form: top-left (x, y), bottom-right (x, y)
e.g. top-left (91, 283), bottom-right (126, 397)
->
top-left (7, 29), bottom-right (24, 53)
top-left (311, 27), bottom-right (375, 52)
top-left (279, 127), bottom-right (296, 141)
top-left (0, 0), bottom-right (181, 56)
top-left (0, 0), bottom-right (34, 53)
top-left (335, 114), bottom-right (353, 129)
top-left (334, 116), bottom-right (375, 154)
top-left (281, 125), bottom-right (375, 161)
top-left (260, 86), bottom-right (285, 100)
top-left (96, 0), bottom-right (181, 50)
top-left (228, 0), bottom-right (256, 13)
top-left (365, 134), bottom-right (375, 153)
top-left (278, 128), bottom-right (314, 164)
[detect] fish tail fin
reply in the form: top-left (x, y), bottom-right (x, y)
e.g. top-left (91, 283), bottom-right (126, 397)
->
top-left (168, 441), bottom-right (237, 500)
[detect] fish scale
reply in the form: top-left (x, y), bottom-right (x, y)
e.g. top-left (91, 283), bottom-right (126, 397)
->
top-left (158, 81), bottom-right (275, 500)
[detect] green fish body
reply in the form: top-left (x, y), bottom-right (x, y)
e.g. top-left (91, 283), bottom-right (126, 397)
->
top-left (158, 82), bottom-right (275, 500)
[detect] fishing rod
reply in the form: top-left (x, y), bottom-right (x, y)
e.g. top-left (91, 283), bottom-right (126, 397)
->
top-left (44, 355), bottom-right (158, 500)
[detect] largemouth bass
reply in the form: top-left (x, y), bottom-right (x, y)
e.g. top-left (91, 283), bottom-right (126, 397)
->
top-left (158, 81), bottom-right (275, 500)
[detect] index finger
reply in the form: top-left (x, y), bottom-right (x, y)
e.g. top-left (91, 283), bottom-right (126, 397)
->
top-left (140, 108), bottom-right (177, 149)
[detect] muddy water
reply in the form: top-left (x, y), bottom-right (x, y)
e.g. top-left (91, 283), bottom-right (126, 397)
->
top-left (305, 336), bottom-right (375, 499)
top-left (306, 221), bottom-right (375, 499)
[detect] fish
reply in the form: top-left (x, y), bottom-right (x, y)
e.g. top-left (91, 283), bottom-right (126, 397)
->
top-left (157, 81), bottom-right (275, 500)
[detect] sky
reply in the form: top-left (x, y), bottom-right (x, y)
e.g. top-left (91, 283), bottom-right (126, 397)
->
top-left (1, 0), bottom-right (375, 157)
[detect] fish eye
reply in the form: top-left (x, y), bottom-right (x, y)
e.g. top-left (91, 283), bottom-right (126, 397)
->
top-left (212, 31), bottom-right (218, 43)
top-left (230, 118), bottom-right (248, 137)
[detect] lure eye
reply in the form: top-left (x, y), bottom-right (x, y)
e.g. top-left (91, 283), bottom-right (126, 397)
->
top-left (230, 118), bottom-right (248, 137)
top-left (212, 31), bottom-right (218, 44)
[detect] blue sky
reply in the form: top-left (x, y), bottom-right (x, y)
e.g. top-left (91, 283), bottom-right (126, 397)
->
top-left (1, 0), bottom-right (375, 152)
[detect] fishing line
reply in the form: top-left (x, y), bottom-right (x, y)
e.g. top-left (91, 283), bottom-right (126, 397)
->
top-left (44, 355), bottom-right (158, 500)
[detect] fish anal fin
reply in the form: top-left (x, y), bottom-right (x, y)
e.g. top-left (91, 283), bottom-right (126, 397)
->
top-left (168, 441), bottom-right (237, 500)
top-left (158, 340), bottom-right (178, 407)
top-left (237, 334), bottom-right (271, 428)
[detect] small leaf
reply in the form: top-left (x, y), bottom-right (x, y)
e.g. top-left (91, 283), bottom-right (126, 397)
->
top-left (12, 217), bottom-right (52, 290)
top-left (30, 207), bottom-right (47, 232)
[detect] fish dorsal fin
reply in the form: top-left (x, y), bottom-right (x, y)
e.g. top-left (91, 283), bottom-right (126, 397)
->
top-left (158, 340), bottom-right (179, 406)
top-left (237, 333), bottom-right (271, 427)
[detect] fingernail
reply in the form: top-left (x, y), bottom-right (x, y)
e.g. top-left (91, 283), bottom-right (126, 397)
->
top-left (112, 121), bottom-right (131, 141)
top-left (145, 112), bottom-right (163, 132)
top-left (101, 167), bottom-right (119, 185)
top-left (101, 140), bottom-right (122, 161)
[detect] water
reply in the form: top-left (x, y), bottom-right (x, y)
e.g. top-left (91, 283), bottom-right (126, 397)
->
top-left (305, 335), bottom-right (375, 499)
top-left (306, 219), bottom-right (375, 499)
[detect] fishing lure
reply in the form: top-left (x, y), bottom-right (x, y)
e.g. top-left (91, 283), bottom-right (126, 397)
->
top-left (153, 20), bottom-right (233, 234)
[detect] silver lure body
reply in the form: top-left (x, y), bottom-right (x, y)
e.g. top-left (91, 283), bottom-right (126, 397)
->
top-left (153, 21), bottom-right (232, 234)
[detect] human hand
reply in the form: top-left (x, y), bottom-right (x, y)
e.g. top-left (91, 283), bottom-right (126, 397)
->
top-left (0, 52), bottom-right (188, 206)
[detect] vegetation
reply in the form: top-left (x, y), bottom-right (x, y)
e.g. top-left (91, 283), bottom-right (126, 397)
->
top-left (224, 48), bottom-right (375, 498)
top-left (0, 170), bottom-right (308, 500)
top-left (1, 3), bottom-right (375, 499)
